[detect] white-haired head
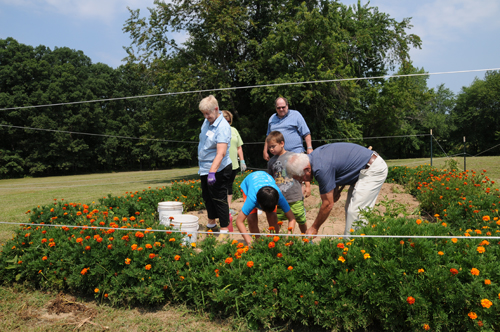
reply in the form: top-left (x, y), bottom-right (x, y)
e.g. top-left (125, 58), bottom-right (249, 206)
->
top-left (286, 153), bottom-right (311, 177)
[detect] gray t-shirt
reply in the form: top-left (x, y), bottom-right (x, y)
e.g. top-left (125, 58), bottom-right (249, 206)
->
top-left (309, 143), bottom-right (373, 195)
top-left (268, 151), bottom-right (303, 203)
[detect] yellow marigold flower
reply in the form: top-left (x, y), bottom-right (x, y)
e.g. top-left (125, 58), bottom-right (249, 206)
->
top-left (483, 215), bottom-right (490, 221)
top-left (360, 250), bottom-right (365, 253)
top-left (451, 238), bottom-right (457, 243)
top-left (191, 242), bottom-right (196, 248)
top-left (338, 256), bottom-right (346, 263)
top-left (438, 251), bottom-right (444, 256)
top-left (363, 253), bottom-right (371, 260)
top-left (481, 299), bottom-right (493, 308)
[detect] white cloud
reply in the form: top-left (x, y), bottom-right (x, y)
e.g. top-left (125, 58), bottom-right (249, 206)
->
top-left (0, 0), bottom-right (155, 23)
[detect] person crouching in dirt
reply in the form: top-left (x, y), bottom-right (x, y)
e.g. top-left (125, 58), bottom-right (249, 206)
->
top-left (235, 171), bottom-right (297, 245)
top-left (286, 143), bottom-right (388, 236)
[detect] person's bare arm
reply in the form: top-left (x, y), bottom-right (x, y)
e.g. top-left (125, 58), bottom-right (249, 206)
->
top-left (235, 212), bottom-right (252, 245)
top-left (263, 141), bottom-right (269, 161)
top-left (304, 134), bottom-right (313, 154)
top-left (306, 190), bottom-right (334, 235)
top-left (284, 210), bottom-right (297, 234)
top-left (209, 143), bottom-right (228, 173)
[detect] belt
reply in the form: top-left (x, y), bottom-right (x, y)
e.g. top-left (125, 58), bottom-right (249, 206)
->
top-left (365, 152), bottom-right (379, 169)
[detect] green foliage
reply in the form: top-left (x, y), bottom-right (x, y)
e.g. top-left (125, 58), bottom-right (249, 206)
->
top-left (2, 167), bottom-right (500, 330)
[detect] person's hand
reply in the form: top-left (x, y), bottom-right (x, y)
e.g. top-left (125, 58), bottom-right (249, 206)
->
top-left (305, 226), bottom-right (318, 236)
top-left (240, 160), bottom-right (247, 172)
top-left (207, 172), bottom-right (216, 185)
top-left (334, 185), bottom-right (345, 203)
top-left (263, 151), bottom-right (269, 161)
top-left (303, 185), bottom-right (311, 198)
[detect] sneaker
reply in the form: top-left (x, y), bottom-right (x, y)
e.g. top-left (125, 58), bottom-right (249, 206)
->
top-left (217, 233), bottom-right (229, 242)
top-left (205, 225), bottom-right (220, 233)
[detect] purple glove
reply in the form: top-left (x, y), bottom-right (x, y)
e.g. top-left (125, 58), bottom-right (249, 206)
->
top-left (207, 172), bottom-right (216, 185)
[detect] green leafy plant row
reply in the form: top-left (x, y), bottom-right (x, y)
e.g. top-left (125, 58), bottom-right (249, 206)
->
top-left (1, 167), bottom-right (500, 331)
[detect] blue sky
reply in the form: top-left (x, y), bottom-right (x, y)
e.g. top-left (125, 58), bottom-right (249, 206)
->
top-left (1, 0), bottom-right (499, 95)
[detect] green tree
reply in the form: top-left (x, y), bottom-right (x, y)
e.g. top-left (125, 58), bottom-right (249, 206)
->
top-left (452, 70), bottom-right (500, 155)
top-left (124, 0), bottom-right (421, 163)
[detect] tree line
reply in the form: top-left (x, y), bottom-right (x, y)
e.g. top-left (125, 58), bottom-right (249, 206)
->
top-left (1, 0), bottom-right (499, 179)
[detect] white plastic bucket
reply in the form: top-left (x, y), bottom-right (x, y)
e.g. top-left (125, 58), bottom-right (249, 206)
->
top-left (158, 201), bottom-right (183, 221)
top-left (160, 214), bottom-right (199, 244)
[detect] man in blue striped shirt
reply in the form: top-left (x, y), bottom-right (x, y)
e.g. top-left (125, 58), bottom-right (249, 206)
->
top-left (263, 97), bottom-right (313, 196)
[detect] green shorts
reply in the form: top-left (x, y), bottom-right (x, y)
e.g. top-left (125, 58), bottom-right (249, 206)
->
top-left (277, 200), bottom-right (306, 225)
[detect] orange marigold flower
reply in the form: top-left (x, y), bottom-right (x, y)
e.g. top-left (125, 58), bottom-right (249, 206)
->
top-left (471, 268), bottom-right (480, 276)
top-left (131, 244), bottom-right (138, 250)
top-left (287, 266), bottom-right (293, 270)
top-left (277, 221), bottom-right (283, 225)
top-left (268, 242), bottom-right (275, 249)
top-left (145, 264), bottom-right (152, 270)
top-left (468, 312), bottom-right (477, 320)
top-left (145, 244), bottom-right (152, 249)
top-left (169, 238), bottom-right (176, 242)
top-left (81, 268), bottom-right (89, 275)
top-left (107, 244), bottom-right (112, 250)
top-left (42, 238), bottom-right (48, 244)
top-left (125, 258), bottom-right (131, 265)
top-left (287, 226), bottom-right (293, 231)
top-left (149, 253), bottom-right (156, 259)
top-left (481, 299), bottom-right (493, 308)
top-left (406, 296), bottom-right (415, 305)
top-left (451, 238), bottom-right (457, 243)
top-left (438, 251), bottom-right (444, 256)
top-left (303, 238), bottom-right (310, 243)
top-left (94, 288), bottom-right (99, 293)
top-left (337, 243), bottom-right (345, 249)
top-left (363, 253), bottom-right (371, 260)
top-left (231, 240), bottom-right (238, 245)
top-left (247, 261), bottom-right (254, 268)
top-left (85, 246), bottom-right (91, 251)
top-left (483, 215), bottom-right (490, 221)
top-left (268, 226), bottom-right (275, 231)
top-left (485, 279), bottom-right (491, 285)
top-left (49, 242), bottom-right (56, 247)
top-left (236, 243), bottom-right (244, 248)
top-left (477, 246), bottom-right (485, 254)
top-left (277, 253), bottom-right (283, 258)
top-left (416, 219), bottom-right (422, 225)
top-left (418, 268), bottom-right (425, 273)
top-left (225, 257), bottom-right (233, 264)
top-left (273, 236), bottom-right (280, 242)
top-left (42, 256), bottom-right (47, 261)
top-left (174, 255), bottom-right (181, 261)
top-left (450, 268), bottom-right (459, 275)
top-left (180, 276), bottom-right (185, 281)
top-left (135, 231), bottom-right (144, 238)
top-left (423, 324), bottom-right (430, 330)
top-left (338, 256), bottom-right (346, 263)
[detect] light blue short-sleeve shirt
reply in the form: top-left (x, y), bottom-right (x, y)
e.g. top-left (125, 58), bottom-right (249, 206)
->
top-left (198, 112), bottom-right (232, 176)
top-left (240, 171), bottom-right (290, 216)
top-left (266, 109), bottom-right (310, 153)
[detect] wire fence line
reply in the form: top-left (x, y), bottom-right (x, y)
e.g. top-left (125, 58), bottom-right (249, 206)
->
top-left (1, 221), bottom-right (498, 240)
top-left (1, 68), bottom-right (499, 112)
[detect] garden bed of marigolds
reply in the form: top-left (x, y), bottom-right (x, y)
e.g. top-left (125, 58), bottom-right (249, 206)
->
top-left (1, 167), bottom-right (500, 331)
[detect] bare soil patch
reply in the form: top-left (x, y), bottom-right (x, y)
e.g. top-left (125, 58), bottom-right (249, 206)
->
top-left (190, 183), bottom-right (419, 242)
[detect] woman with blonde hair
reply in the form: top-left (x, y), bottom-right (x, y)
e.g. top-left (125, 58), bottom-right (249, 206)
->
top-left (198, 95), bottom-right (232, 238)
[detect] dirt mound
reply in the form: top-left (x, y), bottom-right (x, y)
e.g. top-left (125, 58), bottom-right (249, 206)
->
top-left (190, 183), bottom-right (419, 242)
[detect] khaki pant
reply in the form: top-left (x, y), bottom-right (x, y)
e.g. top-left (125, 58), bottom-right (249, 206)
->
top-left (344, 156), bottom-right (388, 235)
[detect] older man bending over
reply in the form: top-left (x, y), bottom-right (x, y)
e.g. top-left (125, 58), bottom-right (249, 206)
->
top-left (286, 143), bottom-right (388, 236)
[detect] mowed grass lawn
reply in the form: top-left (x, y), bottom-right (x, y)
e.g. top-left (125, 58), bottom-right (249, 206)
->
top-left (0, 156), bottom-right (499, 331)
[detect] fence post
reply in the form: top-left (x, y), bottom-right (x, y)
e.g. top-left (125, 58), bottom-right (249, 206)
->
top-left (430, 129), bottom-right (433, 167)
top-left (463, 136), bottom-right (466, 172)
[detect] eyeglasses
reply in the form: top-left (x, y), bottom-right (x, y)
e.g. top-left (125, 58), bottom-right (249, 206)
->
top-left (276, 106), bottom-right (287, 110)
